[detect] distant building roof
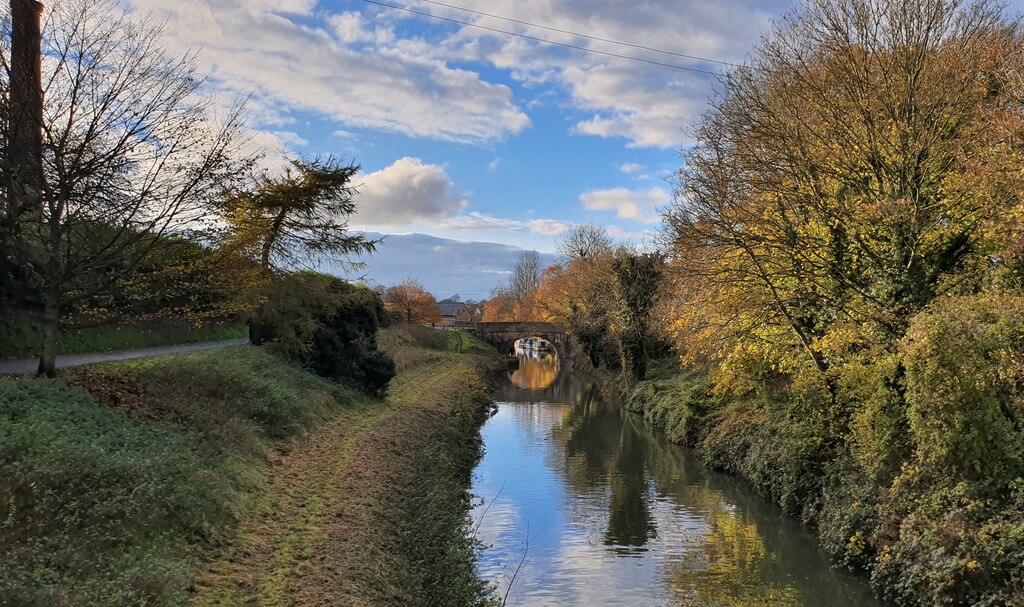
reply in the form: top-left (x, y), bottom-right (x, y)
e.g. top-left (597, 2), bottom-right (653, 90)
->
top-left (438, 302), bottom-right (468, 317)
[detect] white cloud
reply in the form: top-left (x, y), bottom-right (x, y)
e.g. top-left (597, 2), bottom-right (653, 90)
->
top-left (270, 130), bottom-right (309, 149)
top-left (354, 157), bottom-right (467, 226)
top-left (441, 211), bottom-right (523, 232)
top-left (488, 157), bottom-right (502, 171)
top-left (439, 212), bottom-right (568, 236)
top-left (620, 163), bottom-right (645, 174)
top-left (409, 0), bottom-right (787, 148)
top-left (528, 219), bottom-right (570, 236)
top-left (127, 0), bottom-right (531, 144)
top-left (580, 186), bottom-right (670, 223)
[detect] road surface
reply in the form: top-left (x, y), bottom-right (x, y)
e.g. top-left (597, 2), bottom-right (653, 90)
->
top-left (0, 338), bottom-right (249, 375)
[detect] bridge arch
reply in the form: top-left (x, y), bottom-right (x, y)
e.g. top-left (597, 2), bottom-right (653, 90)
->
top-left (456, 322), bottom-right (578, 361)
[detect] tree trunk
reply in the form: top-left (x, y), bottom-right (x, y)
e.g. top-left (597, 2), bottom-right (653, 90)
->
top-left (37, 281), bottom-right (59, 377)
top-left (259, 208), bottom-right (288, 271)
top-left (8, 0), bottom-right (45, 222)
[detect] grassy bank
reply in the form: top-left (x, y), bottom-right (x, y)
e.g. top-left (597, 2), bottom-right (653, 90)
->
top-left (0, 320), bottom-right (246, 359)
top-left (0, 327), bottom-right (498, 606)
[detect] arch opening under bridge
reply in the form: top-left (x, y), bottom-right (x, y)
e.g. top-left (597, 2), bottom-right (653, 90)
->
top-left (454, 322), bottom-right (578, 361)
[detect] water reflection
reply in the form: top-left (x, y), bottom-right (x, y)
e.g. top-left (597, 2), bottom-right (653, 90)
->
top-left (506, 349), bottom-right (575, 400)
top-left (472, 356), bottom-right (881, 606)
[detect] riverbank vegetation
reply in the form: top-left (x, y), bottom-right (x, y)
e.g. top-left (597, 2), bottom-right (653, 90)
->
top-left (492, 1), bottom-right (1024, 604)
top-left (642, 1), bottom-right (1024, 604)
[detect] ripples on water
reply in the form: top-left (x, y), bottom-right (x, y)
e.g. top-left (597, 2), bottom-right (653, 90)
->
top-left (470, 350), bottom-right (881, 606)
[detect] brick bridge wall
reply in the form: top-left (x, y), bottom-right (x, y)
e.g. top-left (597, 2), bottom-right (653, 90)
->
top-left (455, 322), bottom-right (578, 360)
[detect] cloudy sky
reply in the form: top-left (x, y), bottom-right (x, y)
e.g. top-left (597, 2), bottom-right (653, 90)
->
top-left (123, 0), bottom-right (1022, 294)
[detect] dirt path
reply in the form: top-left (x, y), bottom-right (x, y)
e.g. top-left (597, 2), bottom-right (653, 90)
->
top-left (0, 339), bottom-right (249, 375)
top-left (191, 355), bottom-right (492, 607)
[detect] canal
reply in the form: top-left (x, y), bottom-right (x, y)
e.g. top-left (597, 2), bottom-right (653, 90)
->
top-left (470, 349), bottom-right (881, 606)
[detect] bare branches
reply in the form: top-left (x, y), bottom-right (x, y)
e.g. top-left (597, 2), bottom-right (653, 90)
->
top-left (555, 223), bottom-right (613, 262)
top-left (0, 0), bottom-right (252, 374)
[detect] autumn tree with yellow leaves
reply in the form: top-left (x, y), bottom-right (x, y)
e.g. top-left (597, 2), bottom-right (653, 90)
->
top-left (646, 1), bottom-right (1024, 604)
top-left (662, 0), bottom-right (1024, 381)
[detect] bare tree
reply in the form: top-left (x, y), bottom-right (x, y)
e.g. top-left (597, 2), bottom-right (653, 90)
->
top-left (1, 0), bottom-right (250, 375)
top-left (508, 250), bottom-right (541, 309)
top-left (555, 223), bottom-right (613, 262)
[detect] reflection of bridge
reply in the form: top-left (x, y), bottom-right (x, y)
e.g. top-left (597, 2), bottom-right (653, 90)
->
top-left (456, 322), bottom-right (578, 360)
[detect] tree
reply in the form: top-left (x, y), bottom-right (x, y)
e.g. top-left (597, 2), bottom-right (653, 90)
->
top-left (610, 249), bottom-right (663, 380)
top-left (383, 277), bottom-right (441, 324)
top-left (1, 0), bottom-right (43, 331)
top-left (2, 0), bottom-right (249, 376)
top-left (481, 287), bottom-right (516, 322)
top-left (3, 0), bottom-right (43, 245)
top-left (508, 250), bottom-right (541, 320)
top-left (662, 0), bottom-right (1024, 378)
top-left (251, 272), bottom-right (395, 394)
top-left (556, 224), bottom-right (613, 262)
top-left (221, 156), bottom-right (377, 273)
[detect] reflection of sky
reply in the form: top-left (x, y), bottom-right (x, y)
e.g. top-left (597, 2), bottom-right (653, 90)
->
top-left (473, 403), bottom-right (707, 606)
top-left (471, 361), bottom-right (883, 606)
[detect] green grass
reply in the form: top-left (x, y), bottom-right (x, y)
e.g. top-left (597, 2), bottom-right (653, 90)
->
top-left (0, 346), bottom-right (366, 607)
top-left (0, 321), bottom-right (247, 359)
top-left (446, 328), bottom-right (496, 356)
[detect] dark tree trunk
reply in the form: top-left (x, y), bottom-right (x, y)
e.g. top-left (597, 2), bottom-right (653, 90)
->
top-left (37, 281), bottom-right (58, 377)
top-left (8, 0), bottom-right (45, 224)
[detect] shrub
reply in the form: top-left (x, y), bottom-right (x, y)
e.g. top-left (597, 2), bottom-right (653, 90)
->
top-left (834, 352), bottom-right (911, 485)
top-left (902, 294), bottom-right (1024, 482)
top-left (252, 272), bottom-right (396, 394)
top-left (624, 372), bottom-right (715, 444)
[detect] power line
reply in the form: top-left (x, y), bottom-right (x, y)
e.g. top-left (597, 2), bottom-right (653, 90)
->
top-left (358, 0), bottom-right (723, 76)
top-left (413, 0), bottom-right (740, 68)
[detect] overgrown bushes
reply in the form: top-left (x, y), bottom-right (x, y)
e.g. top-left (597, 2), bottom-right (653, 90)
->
top-left (627, 294), bottom-right (1024, 606)
top-left (251, 271), bottom-right (395, 394)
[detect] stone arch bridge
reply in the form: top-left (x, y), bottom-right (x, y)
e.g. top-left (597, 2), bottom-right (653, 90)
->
top-left (455, 322), bottom-right (578, 360)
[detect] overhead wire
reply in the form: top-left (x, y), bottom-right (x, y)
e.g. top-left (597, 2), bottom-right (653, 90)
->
top-left (358, 0), bottom-right (726, 76)
top-left (412, 0), bottom-right (741, 68)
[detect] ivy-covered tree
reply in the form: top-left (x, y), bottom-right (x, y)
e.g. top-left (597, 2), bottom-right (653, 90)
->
top-left (610, 249), bottom-right (662, 381)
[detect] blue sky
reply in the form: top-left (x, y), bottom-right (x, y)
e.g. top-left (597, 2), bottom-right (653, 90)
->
top-left (128, 0), bottom-right (1024, 294)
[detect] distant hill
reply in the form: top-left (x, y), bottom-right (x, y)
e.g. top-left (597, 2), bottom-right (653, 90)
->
top-left (334, 233), bottom-right (558, 300)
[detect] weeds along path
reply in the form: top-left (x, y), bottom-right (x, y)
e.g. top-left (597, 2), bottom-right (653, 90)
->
top-left (192, 352), bottom-right (493, 607)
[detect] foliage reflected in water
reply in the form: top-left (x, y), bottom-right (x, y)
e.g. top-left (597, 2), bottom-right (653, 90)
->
top-left (507, 349), bottom-right (560, 392)
top-left (475, 354), bottom-right (879, 606)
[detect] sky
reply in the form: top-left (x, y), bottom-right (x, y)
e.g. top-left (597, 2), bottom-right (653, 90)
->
top-left (124, 0), bottom-right (1022, 295)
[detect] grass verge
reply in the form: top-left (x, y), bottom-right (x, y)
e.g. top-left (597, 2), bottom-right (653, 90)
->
top-left (0, 328), bottom-right (498, 606)
top-left (0, 320), bottom-right (246, 359)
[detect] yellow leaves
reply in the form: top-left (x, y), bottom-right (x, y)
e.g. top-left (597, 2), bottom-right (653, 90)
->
top-left (848, 530), bottom-right (866, 556)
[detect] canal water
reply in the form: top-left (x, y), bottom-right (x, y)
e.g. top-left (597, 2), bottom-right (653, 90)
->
top-left (470, 350), bottom-right (881, 606)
